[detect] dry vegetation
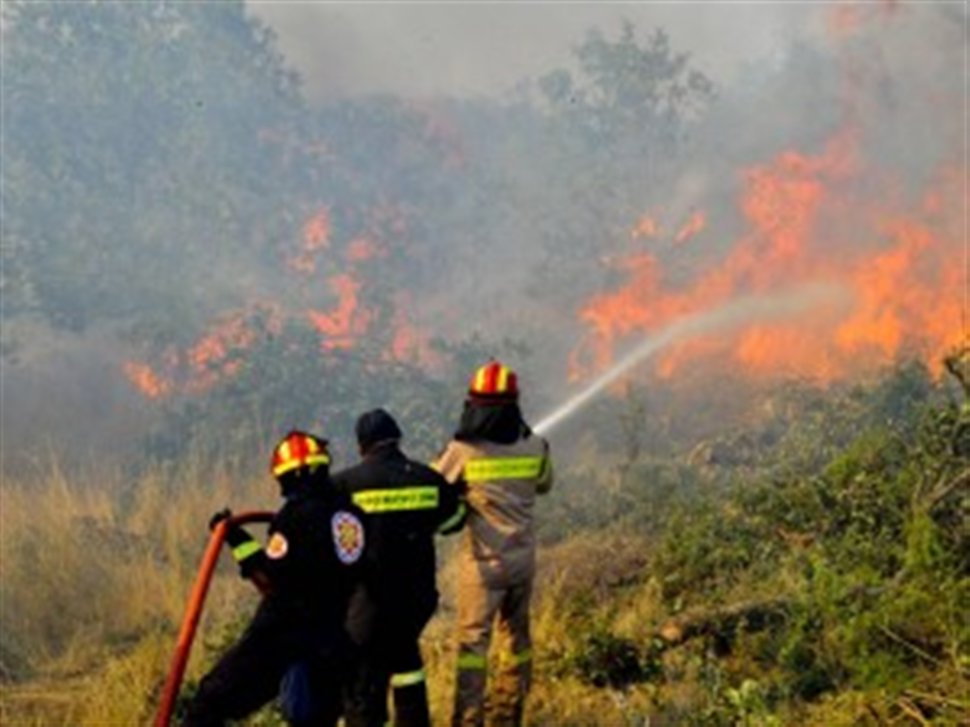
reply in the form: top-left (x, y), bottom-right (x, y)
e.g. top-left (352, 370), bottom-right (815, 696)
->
top-left (1, 366), bottom-right (968, 726)
top-left (0, 455), bottom-right (276, 725)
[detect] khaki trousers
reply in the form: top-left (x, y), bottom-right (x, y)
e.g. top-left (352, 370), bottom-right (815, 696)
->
top-left (453, 574), bottom-right (533, 727)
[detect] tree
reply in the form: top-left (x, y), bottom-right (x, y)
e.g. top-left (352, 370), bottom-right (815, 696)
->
top-left (538, 21), bottom-right (713, 152)
top-left (529, 21), bottom-right (714, 311)
top-left (2, 0), bottom-right (302, 337)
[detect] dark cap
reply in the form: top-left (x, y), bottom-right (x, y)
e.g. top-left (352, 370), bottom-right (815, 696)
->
top-left (355, 408), bottom-right (403, 450)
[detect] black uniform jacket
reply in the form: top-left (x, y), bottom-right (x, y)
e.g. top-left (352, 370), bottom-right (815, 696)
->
top-left (227, 483), bottom-right (367, 641)
top-left (332, 443), bottom-right (462, 642)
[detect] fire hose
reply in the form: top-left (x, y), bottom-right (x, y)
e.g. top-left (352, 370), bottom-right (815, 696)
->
top-left (154, 510), bottom-right (274, 727)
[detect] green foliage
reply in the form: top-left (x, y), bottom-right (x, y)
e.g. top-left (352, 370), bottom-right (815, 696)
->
top-left (3, 0), bottom-right (302, 333)
top-left (566, 628), bottom-right (662, 689)
top-left (539, 21), bottom-right (713, 147)
top-left (529, 21), bottom-right (715, 310)
top-left (536, 363), bottom-right (968, 723)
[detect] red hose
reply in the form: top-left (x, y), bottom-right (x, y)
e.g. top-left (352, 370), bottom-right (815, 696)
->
top-left (154, 510), bottom-right (274, 727)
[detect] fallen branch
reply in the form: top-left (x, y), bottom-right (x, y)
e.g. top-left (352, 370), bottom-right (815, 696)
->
top-left (657, 597), bottom-right (790, 646)
top-left (903, 689), bottom-right (970, 711)
top-left (896, 697), bottom-right (931, 726)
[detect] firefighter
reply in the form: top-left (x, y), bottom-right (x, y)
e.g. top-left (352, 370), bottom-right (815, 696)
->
top-left (333, 408), bottom-right (464, 727)
top-left (182, 431), bottom-right (367, 727)
top-left (433, 361), bottom-right (553, 727)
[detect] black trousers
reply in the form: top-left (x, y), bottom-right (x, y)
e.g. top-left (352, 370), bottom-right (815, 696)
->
top-left (181, 607), bottom-right (344, 727)
top-left (343, 624), bottom-right (430, 727)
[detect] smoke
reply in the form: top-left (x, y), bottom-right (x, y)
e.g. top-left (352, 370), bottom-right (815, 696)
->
top-left (534, 282), bottom-right (852, 435)
top-left (3, 1), bottom-right (964, 467)
top-left (245, 2), bottom-right (817, 100)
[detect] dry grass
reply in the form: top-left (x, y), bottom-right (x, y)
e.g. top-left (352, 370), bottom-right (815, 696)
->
top-left (421, 530), bottom-right (660, 726)
top-left (0, 455), bottom-right (276, 725)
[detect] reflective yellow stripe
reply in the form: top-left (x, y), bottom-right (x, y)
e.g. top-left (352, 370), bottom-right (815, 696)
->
top-left (232, 540), bottom-right (262, 562)
top-left (352, 487), bottom-right (439, 513)
top-left (272, 452), bottom-right (330, 476)
top-left (474, 367), bottom-right (488, 392)
top-left (496, 365), bottom-right (509, 392)
top-left (507, 648), bottom-right (532, 666)
top-left (437, 502), bottom-right (466, 533)
top-left (390, 669), bottom-right (426, 687)
top-left (457, 652), bottom-right (487, 670)
top-left (464, 457), bottom-right (544, 482)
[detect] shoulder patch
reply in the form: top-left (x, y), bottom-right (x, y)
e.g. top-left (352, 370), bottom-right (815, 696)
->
top-left (266, 532), bottom-right (289, 560)
top-left (331, 510), bottom-right (365, 564)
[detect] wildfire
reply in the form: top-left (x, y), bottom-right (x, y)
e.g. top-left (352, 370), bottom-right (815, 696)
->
top-left (570, 1), bottom-right (965, 386)
top-left (185, 309), bottom-right (274, 391)
top-left (307, 274), bottom-right (373, 350)
top-left (345, 237), bottom-right (385, 263)
top-left (674, 211), bottom-right (706, 245)
top-left (122, 305), bottom-right (283, 399)
top-left (288, 207), bottom-right (331, 274)
top-left (631, 214), bottom-right (660, 240)
top-left (571, 130), bottom-right (963, 384)
top-left (123, 361), bottom-right (171, 399)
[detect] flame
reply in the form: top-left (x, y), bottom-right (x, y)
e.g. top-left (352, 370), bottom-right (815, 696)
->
top-left (674, 211), bottom-right (706, 245)
top-left (185, 310), bottom-right (265, 391)
top-left (288, 207), bottom-right (331, 274)
top-left (124, 305), bottom-right (284, 399)
top-left (126, 196), bottom-right (398, 402)
top-left (307, 274), bottom-right (373, 350)
top-left (345, 237), bottom-right (385, 263)
top-left (631, 214), bottom-right (661, 240)
top-left (123, 361), bottom-right (171, 399)
top-left (571, 129), bottom-right (963, 383)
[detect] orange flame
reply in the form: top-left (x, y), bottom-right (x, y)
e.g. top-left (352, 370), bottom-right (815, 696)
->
top-left (631, 215), bottom-right (661, 240)
top-left (571, 129), bottom-right (963, 384)
top-left (123, 361), bottom-right (171, 399)
top-left (288, 207), bottom-right (331, 274)
top-left (345, 237), bottom-right (385, 263)
top-left (674, 211), bottom-right (706, 245)
top-left (124, 305), bottom-right (284, 400)
top-left (307, 274), bottom-right (373, 350)
top-left (185, 311), bottom-right (265, 391)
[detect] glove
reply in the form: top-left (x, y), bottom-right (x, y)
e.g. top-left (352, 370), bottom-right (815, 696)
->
top-left (208, 508), bottom-right (232, 531)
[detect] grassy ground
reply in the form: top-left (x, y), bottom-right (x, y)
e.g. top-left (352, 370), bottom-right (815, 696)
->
top-left (1, 383), bottom-right (967, 725)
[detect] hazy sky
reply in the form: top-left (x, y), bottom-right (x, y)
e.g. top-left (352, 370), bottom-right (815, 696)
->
top-left (245, 2), bottom-right (828, 100)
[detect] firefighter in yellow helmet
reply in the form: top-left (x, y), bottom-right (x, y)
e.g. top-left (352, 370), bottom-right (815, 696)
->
top-left (182, 431), bottom-right (366, 727)
top-left (433, 361), bottom-right (553, 727)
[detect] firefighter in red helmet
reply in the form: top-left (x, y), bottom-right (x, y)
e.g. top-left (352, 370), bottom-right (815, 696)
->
top-left (433, 361), bottom-right (554, 727)
top-left (182, 431), bottom-right (367, 727)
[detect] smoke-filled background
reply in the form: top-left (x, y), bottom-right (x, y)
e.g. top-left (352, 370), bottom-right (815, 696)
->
top-left (2, 0), bottom-right (965, 471)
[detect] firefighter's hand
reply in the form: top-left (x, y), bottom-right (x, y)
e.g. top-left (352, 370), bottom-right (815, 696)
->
top-left (208, 508), bottom-right (232, 530)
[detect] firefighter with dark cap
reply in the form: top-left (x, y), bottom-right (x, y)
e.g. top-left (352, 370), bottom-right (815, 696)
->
top-left (333, 408), bottom-right (464, 727)
top-left (432, 361), bottom-right (553, 727)
top-left (182, 430), bottom-right (367, 727)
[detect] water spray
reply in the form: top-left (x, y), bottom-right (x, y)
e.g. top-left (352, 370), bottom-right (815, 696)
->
top-left (533, 282), bottom-right (849, 436)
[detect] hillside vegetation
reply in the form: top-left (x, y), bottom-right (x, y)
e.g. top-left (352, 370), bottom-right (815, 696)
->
top-left (1, 360), bottom-right (966, 725)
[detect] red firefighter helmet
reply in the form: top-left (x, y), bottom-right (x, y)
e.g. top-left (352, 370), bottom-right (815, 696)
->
top-left (468, 360), bottom-right (518, 402)
top-left (270, 430), bottom-right (330, 478)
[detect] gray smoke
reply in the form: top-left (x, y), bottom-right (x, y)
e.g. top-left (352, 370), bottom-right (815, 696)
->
top-left (245, 2), bottom-right (819, 100)
top-left (3, 1), bottom-right (963, 467)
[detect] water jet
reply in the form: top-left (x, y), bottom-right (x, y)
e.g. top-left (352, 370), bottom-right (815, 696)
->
top-left (533, 282), bottom-right (849, 436)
